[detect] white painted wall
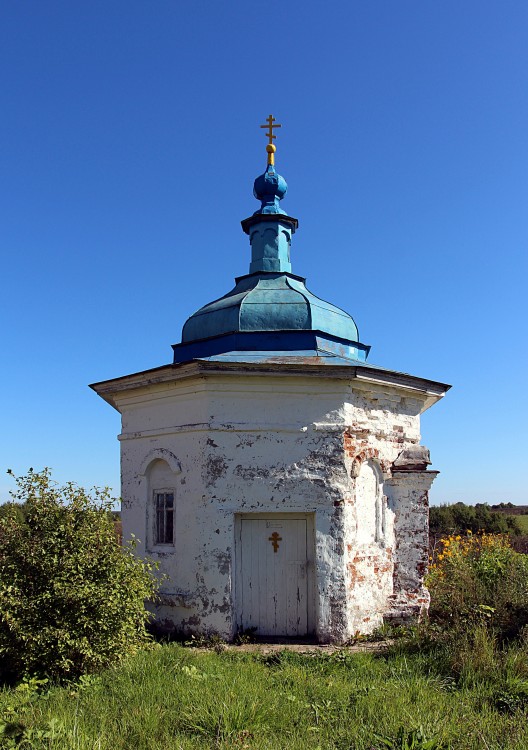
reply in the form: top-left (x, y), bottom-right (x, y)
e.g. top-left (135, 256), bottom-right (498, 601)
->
top-left (106, 367), bottom-right (442, 642)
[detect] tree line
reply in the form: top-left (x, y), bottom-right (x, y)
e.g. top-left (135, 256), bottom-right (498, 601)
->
top-left (429, 501), bottom-right (523, 538)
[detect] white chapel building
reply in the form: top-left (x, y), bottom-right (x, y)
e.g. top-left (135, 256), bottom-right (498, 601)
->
top-left (92, 120), bottom-right (450, 642)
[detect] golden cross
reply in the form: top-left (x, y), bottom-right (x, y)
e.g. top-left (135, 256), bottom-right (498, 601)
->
top-left (260, 114), bottom-right (282, 144)
top-left (260, 114), bottom-right (282, 166)
top-left (268, 531), bottom-right (282, 553)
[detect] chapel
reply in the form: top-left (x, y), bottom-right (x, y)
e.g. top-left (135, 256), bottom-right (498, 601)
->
top-left (91, 117), bottom-right (450, 642)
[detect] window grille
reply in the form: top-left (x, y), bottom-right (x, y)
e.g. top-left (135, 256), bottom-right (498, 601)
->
top-left (155, 491), bottom-right (174, 544)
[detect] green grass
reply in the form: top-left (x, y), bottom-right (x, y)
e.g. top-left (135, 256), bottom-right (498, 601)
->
top-left (1, 643), bottom-right (528, 749)
top-left (511, 514), bottom-right (528, 534)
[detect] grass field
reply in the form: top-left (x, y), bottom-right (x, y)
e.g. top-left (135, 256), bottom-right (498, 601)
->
top-left (511, 514), bottom-right (528, 534)
top-left (2, 642), bottom-right (528, 750)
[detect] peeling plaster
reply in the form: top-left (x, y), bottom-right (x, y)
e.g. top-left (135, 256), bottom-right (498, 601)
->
top-left (115, 373), bottom-right (440, 641)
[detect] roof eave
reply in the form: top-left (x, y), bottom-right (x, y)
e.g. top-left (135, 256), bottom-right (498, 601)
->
top-left (90, 359), bottom-right (450, 412)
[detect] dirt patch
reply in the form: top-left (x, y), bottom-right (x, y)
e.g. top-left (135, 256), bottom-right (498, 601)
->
top-left (191, 640), bottom-right (393, 655)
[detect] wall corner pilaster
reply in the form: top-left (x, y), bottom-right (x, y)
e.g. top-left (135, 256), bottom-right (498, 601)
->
top-left (383, 465), bottom-right (438, 623)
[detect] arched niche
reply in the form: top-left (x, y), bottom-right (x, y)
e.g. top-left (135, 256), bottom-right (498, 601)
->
top-left (139, 450), bottom-right (181, 550)
top-left (139, 448), bottom-right (182, 477)
top-left (355, 459), bottom-right (385, 546)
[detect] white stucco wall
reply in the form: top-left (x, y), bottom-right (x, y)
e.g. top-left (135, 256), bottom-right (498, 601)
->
top-left (106, 366), bottom-right (442, 642)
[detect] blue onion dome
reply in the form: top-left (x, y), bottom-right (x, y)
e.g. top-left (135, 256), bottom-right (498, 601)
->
top-left (173, 136), bottom-right (370, 364)
top-left (253, 164), bottom-right (288, 215)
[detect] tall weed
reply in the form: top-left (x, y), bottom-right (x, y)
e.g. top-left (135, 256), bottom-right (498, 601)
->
top-left (427, 532), bottom-right (528, 641)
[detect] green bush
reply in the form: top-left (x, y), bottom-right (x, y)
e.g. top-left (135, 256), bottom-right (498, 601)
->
top-left (427, 532), bottom-right (528, 641)
top-left (0, 469), bottom-right (160, 681)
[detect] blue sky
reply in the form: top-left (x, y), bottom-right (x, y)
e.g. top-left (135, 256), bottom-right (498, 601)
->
top-left (1, 1), bottom-right (527, 505)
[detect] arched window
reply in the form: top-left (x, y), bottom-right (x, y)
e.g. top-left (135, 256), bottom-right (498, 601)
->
top-left (145, 458), bottom-right (179, 548)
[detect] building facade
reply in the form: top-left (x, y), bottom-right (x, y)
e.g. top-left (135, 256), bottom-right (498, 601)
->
top-left (92, 122), bottom-right (449, 642)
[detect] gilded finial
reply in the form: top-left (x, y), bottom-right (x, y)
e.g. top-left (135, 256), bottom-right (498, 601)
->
top-left (260, 114), bottom-right (281, 166)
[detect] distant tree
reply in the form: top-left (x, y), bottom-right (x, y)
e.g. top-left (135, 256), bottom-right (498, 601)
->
top-left (429, 502), bottom-right (521, 538)
top-left (0, 500), bottom-right (27, 524)
top-left (0, 468), bottom-right (160, 681)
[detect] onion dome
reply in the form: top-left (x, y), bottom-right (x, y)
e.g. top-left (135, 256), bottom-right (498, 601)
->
top-left (172, 117), bottom-right (369, 364)
top-left (253, 163), bottom-right (288, 215)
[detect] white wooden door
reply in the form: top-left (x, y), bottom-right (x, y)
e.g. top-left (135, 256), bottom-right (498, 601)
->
top-left (238, 517), bottom-right (309, 637)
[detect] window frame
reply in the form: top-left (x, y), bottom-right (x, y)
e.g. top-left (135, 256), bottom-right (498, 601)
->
top-left (153, 488), bottom-right (175, 546)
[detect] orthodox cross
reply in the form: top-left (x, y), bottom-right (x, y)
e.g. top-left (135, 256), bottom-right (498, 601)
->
top-left (260, 114), bottom-right (281, 166)
top-left (260, 114), bottom-right (281, 144)
top-left (268, 531), bottom-right (282, 553)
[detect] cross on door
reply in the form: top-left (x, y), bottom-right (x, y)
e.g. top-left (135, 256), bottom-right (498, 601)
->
top-left (268, 531), bottom-right (282, 553)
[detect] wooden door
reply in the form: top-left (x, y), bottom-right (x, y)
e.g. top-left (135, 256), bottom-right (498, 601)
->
top-left (238, 517), bottom-right (309, 637)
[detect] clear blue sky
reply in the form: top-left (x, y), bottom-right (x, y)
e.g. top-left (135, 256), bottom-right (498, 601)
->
top-left (1, 1), bottom-right (527, 505)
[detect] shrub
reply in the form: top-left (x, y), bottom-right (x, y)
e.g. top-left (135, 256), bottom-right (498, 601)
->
top-left (427, 532), bottom-right (528, 641)
top-left (0, 469), bottom-right (160, 681)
